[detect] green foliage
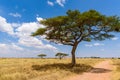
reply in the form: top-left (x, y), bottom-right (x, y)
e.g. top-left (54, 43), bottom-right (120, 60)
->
top-left (55, 53), bottom-right (69, 59)
top-left (32, 28), bottom-right (46, 36)
top-left (32, 10), bottom-right (120, 46)
top-left (38, 54), bottom-right (47, 58)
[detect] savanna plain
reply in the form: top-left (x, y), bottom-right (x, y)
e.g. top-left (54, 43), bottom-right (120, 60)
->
top-left (0, 58), bottom-right (120, 80)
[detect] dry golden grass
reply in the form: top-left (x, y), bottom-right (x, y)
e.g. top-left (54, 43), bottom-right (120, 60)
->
top-left (0, 58), bottom-right (104, 80)
top-left (112, 59), bottom-right (120, 80)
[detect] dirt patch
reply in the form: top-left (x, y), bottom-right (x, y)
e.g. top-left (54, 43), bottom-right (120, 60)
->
top-left (67, 60), bottom-right (113, 80)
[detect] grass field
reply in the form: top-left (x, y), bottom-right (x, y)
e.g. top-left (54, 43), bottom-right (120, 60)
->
top-left (112, 59), bottom-right (120, 80)
top-left (0, 58), bottom-right (104, 80)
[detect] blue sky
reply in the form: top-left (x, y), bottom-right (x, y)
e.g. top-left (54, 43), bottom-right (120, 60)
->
top-left (0, 0), bottom-right (120, 58)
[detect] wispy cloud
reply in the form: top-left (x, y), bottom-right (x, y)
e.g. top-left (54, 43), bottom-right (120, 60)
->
top-left (9, 12), bottom-right (21, 18)
top-left (56, 0), bottom-right (66, 7)
top-left (111, 37), bottom-right (119, 40)
top-left (85, 44), bottom-right (93, 47)
top-left (85, 43), bottom-right (104, 47)
top-left (46, 0), bottom-right (66, 7)
top-left (0, 43), bottom-right (23, 52)
top-left (47, 0), bottom-right (54, 6)
top-left (93, 43), bottom-right (104, 46)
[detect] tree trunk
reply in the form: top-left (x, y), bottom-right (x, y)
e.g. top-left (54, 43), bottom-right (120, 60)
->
top-left (71, 42), bottom-right (78, 67)
top-left (60, 56), bottom-right (62, 60)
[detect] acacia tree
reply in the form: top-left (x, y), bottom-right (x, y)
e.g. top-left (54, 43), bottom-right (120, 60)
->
top-left (38, 54), bottom-right (46, 59)
top-left (32, 10), bottom-right (120, 67)
top-left (55, 53), bottom-right (68, 59)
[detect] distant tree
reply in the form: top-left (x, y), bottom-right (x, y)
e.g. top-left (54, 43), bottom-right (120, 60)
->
top-left (55, 53), bottom-right (68, 59)
top-left (32, 10), bottom-right (120, 67)
top-left (90, 56), bottom-right (100, 59)
top-left (38, 54), bottom-right (47, 59)
top-left (118, 57), bottom-right (120, 59)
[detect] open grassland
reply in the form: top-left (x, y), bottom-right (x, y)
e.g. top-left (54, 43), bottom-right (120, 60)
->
top-left (112, 59), bottom-right (120, 80)
top-left (0, 58), bottom-right (104, 80)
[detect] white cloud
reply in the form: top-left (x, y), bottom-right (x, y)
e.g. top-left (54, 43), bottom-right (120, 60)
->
top-left (16, 22), bottom-right (41, 35)
top-left (11, 43), bottom-right (23, 50)
top-left (18, 36), bottom-right (58, 53)
top-left (0, 43), bottom-right (23, 52)
top-left (0, 42), bottom-right (57, 57)
top-left (111, 37), bottom-right (119, 40)
top-left (41, 44), bottom-right (57, 50)
top-left (85, 43), bottom-right (104, 47)
top-left (18, 36), bottom-right (43, 47)
top-left (9, 12), bottom-right (21, 18)
top-left (36, 17), bottom-right (44, 22)
top-left (15, 21), bottom-right (45, 39)
top-left (14, 17), bottom-right (57, 51)
top-left (11, 23), bottom-right (21, 28)
top-left (0, 16), bottom-right (58, 57)
top-left (93, 43), bottom-right (104, 46)
top-left (0, 43), bottom-right (39, 57)
top-left (0, 16), bottom-right (14, 35)
top-left (46, 0), bottom-right (66, 7)
top-left (47, 0), bottom-right (54, 6)
top-left (56, 0), bottom-right (66, 7)
top-left (0, 44), bottom-right (7, 49)
top-left (85, 44), bottom-right (93, 47)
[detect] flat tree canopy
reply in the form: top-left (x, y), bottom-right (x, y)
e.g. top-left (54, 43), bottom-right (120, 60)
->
top-left (55, 53), bottom-right (68, 59)
top-left (38, 54), bottom-right (47, 58)
top-left (32, 10), bottom-right (120, 66)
